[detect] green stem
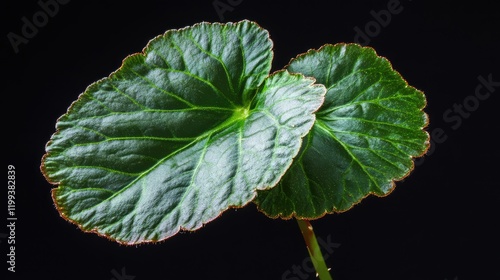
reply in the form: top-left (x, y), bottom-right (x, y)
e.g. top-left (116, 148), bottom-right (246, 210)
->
top-left (296, 219), bottom-right (333, 280)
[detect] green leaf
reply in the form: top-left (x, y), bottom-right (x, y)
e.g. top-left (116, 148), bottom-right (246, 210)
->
top-left (255, 43), bottom-right (430, 219)
top-left (41, 20), bottom-right (326, 244)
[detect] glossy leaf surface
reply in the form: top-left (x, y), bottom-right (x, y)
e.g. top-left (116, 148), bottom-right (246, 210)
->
top-left (255, 44), bottom-right (429, 219)
top-left (41, 21), bottom-right (325, 244)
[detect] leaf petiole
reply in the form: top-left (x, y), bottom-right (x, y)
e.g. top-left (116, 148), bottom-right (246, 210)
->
top-left (296, 219), bottom-right (333, 280)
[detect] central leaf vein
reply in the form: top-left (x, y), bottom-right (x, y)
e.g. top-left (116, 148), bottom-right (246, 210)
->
top-left (315, 120), bottom-right (381, 191)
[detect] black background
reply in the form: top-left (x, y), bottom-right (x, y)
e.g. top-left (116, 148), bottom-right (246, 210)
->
top-left (2, 1), bottom-right (499, 279)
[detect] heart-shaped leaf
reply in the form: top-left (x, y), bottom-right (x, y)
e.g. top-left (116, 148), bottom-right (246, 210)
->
top-left (41, 20), bottom-right (326, 244)
top-left (255, 44), bottom-right (430, 219)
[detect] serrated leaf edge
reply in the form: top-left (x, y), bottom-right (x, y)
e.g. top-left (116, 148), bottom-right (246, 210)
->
top-left (255, 43), bottom-right (430, 220)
